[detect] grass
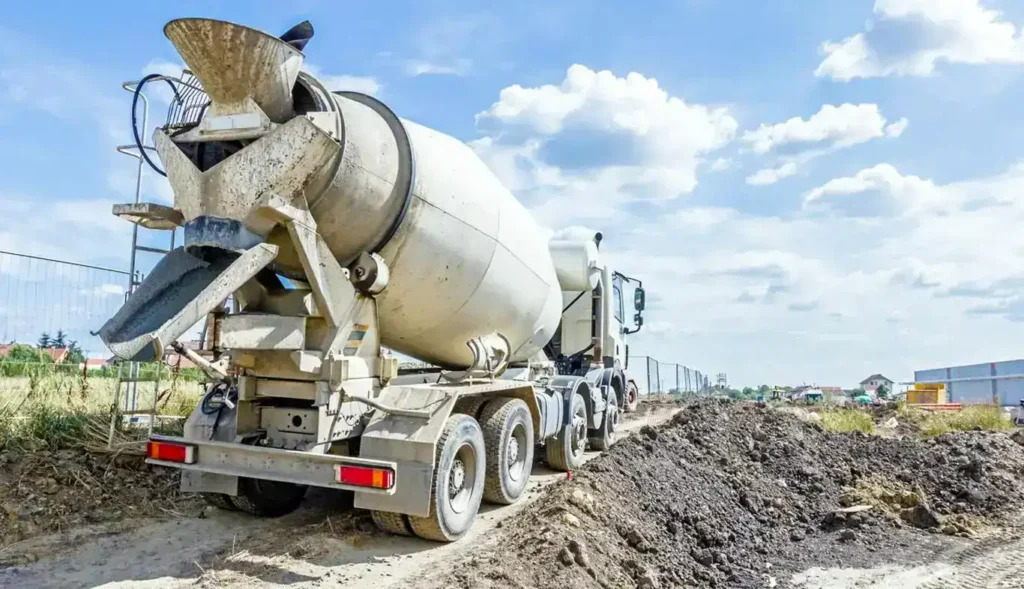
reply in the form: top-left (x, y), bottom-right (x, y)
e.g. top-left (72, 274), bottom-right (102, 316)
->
top-left (917, 404), bottom-right (1013, 438)
top-left (0, 371), bottom-right (203, 454)
top-left (820, 408), bottom-right (876, 434)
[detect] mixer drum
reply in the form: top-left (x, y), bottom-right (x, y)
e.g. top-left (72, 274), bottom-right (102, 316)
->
top-left (301, 90), bottom-right (562, 368)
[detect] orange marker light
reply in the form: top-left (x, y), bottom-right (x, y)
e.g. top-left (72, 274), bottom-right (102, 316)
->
top-left (146, 440), bottom-right (197, 464)
top-left (336, 465), bottom-right (395, 490)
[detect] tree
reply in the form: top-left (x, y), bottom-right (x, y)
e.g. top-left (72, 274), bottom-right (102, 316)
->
top-left (757, 384), bottom-right (770, 396)
top-left (65, 340), bottom-right (85, 365)
top-left (876, 384), bottom-right (890, 399)
top-left (37, 332), bottom-right (51, 348)
top-left (6, 344), bottom-right (46, 363)
top-left (52, 330), bottom-right (67, 349)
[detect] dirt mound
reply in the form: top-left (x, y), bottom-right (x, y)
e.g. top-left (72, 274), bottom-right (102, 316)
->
top-left (0, 449), bottom-right (200, 565)
top-left (429, 400), bottom-right (1024, 588)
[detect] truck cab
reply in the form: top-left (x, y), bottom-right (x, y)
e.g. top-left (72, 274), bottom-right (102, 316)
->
top-left (548, 232), bottom-right (645, 413)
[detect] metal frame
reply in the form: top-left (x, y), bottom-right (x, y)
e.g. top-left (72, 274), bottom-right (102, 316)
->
top-left (146, 434), bottom-right (399, 494)
top-left (106, 76), bottom-right (190, 447)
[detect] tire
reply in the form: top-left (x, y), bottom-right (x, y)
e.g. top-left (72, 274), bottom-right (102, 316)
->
top-left (546, 393), bottom-right (587, 472)
top-left (453, 395), bottom-right (491, 419)
top-left (229, 477), bottom-right (307, 517)
top-left (479, 397), bottom-right (534, 505)
top-left (588, 404), bottom-right (617, 451)
top-left (624, 381), bottom-right (640, 413)
top-left (408, 414), bottom-right (485, 542)
top-left (201, 492), bottom-right (238, 511)
top-left (372, 510), bottom-right (413, 536)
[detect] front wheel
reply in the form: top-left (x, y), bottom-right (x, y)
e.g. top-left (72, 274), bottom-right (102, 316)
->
top-left (624, 381), bottom-right (640, 413)
top-left (545, 393), bottom-right (587, 472)
top-left (408, 414), bottom-right (486, 542)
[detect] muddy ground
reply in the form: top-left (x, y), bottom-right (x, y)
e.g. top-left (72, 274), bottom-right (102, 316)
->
top-left (421, 400), bottom-right (1024, 588)
top-left (0, 399), bottom-right (682, 589)
top-left (5, 398), bottom-right (1024, 588)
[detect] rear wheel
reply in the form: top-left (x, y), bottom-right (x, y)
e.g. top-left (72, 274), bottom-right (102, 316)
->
top-left (230, 477), bottom-right (307, 517)
top-left (625, 381), bottom-right (640, 413)
top-left (480, 397), bottom-right (534, 505)
top-left (371, 510), bottom-right (413, 536)
top-left (201, 492), bottom-right (238, 511)
top-left (546, 393), bottom-right (587, 472)
top-left (588, 404), bottom-right (617, 451)
top-left (408, 414), bottom-right (485, 542)
top-left (453, 395), bottom-right (491, 419)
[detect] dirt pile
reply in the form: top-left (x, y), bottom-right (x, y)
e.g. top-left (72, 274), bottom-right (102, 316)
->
top-left (0, 449), bottom-right (200, 565)
top-left (431, 400), bottom-right (1024, 588)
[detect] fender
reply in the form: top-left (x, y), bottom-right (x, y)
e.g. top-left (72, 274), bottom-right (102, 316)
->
top-left (547, 375), bottom-right (594, 428)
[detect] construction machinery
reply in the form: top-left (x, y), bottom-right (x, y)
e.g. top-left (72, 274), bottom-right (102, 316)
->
top-left (99, 18), bottom-right (647, 542)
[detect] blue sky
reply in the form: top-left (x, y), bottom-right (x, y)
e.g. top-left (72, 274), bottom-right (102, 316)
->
top-left (1, 0), bottom-right (1024, 388)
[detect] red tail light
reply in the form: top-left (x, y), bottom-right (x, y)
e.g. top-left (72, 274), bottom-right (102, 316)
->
top-left (147, 440), bottom-right (197, 464)
top-left (336, 464), bottom-right (395, 490)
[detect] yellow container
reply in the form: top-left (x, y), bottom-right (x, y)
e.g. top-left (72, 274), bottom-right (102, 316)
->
top-left (908, 384), bottom-right (947, 405)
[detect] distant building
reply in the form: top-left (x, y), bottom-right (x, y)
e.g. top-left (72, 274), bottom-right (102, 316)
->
top-left (82, 358), bottom-right (113, 371)
top-left (860, 374), bottom-right (894, 393)
top-left (915, 360), bottom-right (1024, 406)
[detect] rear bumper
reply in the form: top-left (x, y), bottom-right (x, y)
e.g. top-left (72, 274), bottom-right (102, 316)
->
top-left (145, 435), bottom-right (398, 495)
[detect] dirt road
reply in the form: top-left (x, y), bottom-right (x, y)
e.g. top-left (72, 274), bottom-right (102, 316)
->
top-left (0, 403), bottom-right (682, 589)
top-left (790, 530), bottom-right (1024, 588)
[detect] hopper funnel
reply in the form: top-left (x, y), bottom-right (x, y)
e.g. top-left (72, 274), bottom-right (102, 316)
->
top-left (164, 18), bottom-right (305, 122)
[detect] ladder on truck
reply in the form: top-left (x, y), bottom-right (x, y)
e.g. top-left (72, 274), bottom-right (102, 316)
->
top-left (105, 72), bottom-right (208, 449)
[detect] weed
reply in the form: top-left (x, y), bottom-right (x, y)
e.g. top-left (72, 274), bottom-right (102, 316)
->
top-left (919, 405), bottom-right (1012, 437)
top-left (820, 409), bottom-right (875, 434)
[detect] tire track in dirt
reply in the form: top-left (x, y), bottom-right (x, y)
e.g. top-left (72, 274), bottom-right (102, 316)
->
top-left (0, 402), bottom-right (684, 589)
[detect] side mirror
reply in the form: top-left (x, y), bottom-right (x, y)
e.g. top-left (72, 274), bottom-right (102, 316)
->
top-left (634, 288), bottom-right (646, 311)
top-left (634, 313), bottom-right (643, 327)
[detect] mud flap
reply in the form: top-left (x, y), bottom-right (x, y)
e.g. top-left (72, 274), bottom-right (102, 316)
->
top-left (99, 243), bottom-right (279, 361)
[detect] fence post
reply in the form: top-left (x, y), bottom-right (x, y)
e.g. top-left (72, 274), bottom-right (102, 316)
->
top-left (646, 357), bottom-right (652, 396)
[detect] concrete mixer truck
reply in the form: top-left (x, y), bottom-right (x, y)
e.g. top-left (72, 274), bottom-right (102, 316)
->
top-left (100, 18), bottom-right (648, 542)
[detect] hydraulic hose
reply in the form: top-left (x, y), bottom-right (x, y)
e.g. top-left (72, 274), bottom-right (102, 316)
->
top-left (132, 73), bottom-right (182, 177)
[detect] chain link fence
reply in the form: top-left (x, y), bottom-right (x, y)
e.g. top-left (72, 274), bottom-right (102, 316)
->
top-left (629, 356), bottom-right (712, 396)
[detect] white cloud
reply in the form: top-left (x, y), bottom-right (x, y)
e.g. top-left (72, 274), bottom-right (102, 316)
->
top-left (402, 16), bottom-right (486, 77)
top-left (742, 104), bottom-right (904, 153)
top-left (885, 117), bottom-right (909, 137)
top-left (817, 0), bottom-right (1024, 81)
top-left (674, 207), bottom-right (736, 230)
top-left (609, 160), bottom-right (1024, 386)
top-left (473, 64), bottom-right (737, 225)
top-left (404, 59), bottom-right (472, 77)
top-left (709, 157), bottom-right (733, 172)
top-left (742, 104), bottom-right (907, 186)
top-left (303, 64), bottom-right (380, 96)
top-left (804, 163), bottom-right (942, 215)
top-left (746, 162), bottom-right (799, 186)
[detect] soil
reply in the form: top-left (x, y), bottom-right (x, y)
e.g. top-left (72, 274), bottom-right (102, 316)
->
top-left (424, 400), bottom-right (1024, 589)
top-left (7, 399), bottom-right (1024, 589)
top-left (0, 448), bottom-right (201, 566)
top-left (0, 401), bottom-right (685, 589)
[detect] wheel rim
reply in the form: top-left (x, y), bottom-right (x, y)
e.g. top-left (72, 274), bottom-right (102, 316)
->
top-left (507, 422), bottom-right (528, 482)
top-left (572, 405), bottom-right (587, 456)
top-left (447, 441), bottom-right (477, 514)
